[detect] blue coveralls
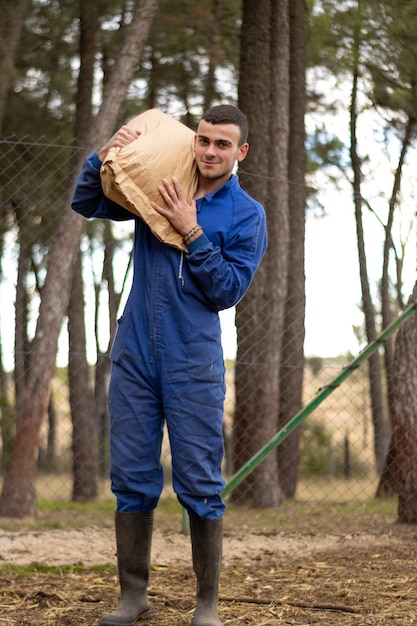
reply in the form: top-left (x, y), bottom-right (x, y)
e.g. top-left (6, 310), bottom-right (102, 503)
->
top-left (71, 153), bottom-right (267, 519)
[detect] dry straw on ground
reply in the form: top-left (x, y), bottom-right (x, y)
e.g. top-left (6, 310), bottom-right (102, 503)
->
top-left (0, 501), bottom-right (417, 625)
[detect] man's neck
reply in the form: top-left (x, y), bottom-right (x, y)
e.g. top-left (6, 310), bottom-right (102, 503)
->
top-left (194, 173), bottom-right (232, 200)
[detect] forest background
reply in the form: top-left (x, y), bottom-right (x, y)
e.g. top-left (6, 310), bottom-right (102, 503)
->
top-left (0, 0), bottom-right (417, 525)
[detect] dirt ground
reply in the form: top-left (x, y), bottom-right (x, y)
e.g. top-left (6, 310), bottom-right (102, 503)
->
top-left (1, 504), bottom-right (417, 625)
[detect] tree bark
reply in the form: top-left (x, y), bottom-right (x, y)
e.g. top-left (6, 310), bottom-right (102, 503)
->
top-left (392, 282), bottom-right (417, 523)
top-left (0, 204), bottom-right (85, 516)
top-left (96, 0), bottom-right (161, 146)
top-left (0, 227), bottom-right (14, 470)
top-left (232, 0), bottom-right (290, 507)
top-left (0, 0), bottom-right (160, 517)
top-left (376, 117), bottom-right (415, 497)
top-left (277, 0), bottom-right (307, 499)
top-left (95, 222), bottom-right (125, 478)
top-left (349, 31), bottom-right (389, 475)
top-left (67, 0), bottom-right (100, 502)
top-left (0, 0), bottom-right (30, 133)
top-left (45, 394), bottom-right (57, 470)
top-left (69, 248), bottom-right (98, 501)
top-left (203, 0), bottom-right (225, 109)
top-left (13, 217), bottom-right (31, 414)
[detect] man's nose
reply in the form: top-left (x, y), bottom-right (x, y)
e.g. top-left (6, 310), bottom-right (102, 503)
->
top-left (205, 142), bottom-right (216, 156)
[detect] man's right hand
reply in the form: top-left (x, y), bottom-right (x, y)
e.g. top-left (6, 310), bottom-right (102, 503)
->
top-left (98, 125), bottom-right (141, 162)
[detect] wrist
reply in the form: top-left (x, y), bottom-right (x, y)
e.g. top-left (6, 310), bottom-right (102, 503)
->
top-left (183, 224), bottom-right (202, 243)
top-left (97, 148), bottom-right (107, 162)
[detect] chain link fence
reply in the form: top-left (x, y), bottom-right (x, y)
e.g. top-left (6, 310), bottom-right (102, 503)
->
top-left (0, 135), bottom-right (416, 523)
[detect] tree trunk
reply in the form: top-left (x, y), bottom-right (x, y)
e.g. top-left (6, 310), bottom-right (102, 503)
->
top-left (67, 0), bottom-right (100, 502)
top-left (0, 0), bottom-right (160, 517)
top-left (94, 222), bottom-right (124, 478)
top-left (0, 203), bottom-right (85, 516)
top-left (0, 190), bottom-right (15, 469)
top-left (392, 282), bottom-right (417, 523)
top-left (0, 372), bottom-right (14, 472)
top-left (349, 38), bottom-right (389, 475)
top-left (95, 0), bottom-right (161, 146)
top-left (203, 0), bottom-right (225, 110)
top-left (69, 248), bottom-right (98, 501)
top-left (13, 222), bottom-right (31, 414)
top-left (277, 0), bottom-right (307, 499)
top-left (381, 118), bottom-right (414, 382)
top-left (0, 0), bottom-right (30, 133)
top-left (45, 394), bottom-right (57, 470)
top-left (232, 0), bottom-right (290, 508)
top-left (376, 117), bottom-right (415, 496)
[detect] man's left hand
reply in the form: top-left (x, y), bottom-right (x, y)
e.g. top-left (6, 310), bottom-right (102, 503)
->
top-left (151, 177), bottom-right (198, 238)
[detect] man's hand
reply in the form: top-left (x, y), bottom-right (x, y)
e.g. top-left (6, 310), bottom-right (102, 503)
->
top-left (151, 177), bottom-right (200, 240)
top-left (98, 125), bottom-right (141, 162)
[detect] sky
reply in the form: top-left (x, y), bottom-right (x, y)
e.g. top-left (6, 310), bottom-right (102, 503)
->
top-left (304, 193), bottom-right (366, 357)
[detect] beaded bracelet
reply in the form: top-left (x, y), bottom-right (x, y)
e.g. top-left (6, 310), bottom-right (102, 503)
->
top-left (183, 224), bottom-right (202, 243)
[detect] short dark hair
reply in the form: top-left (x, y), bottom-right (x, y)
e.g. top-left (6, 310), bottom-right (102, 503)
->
top-left (201, 104), bottom-right (249, 145)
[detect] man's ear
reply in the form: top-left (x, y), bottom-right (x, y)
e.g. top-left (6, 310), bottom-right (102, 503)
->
top-left (236, 142), bottom-right (249, 163)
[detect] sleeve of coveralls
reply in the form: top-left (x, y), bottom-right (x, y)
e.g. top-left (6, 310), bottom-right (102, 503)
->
top-left (71, 153), bottom-right (136, 221)
top-left (186, 207), bottom-right (268, 311)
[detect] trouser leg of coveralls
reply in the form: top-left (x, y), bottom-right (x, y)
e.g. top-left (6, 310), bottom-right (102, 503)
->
top-left (108, 362), bottom-right (165, 512)
top-left (165, 375), bottom-right (226, 519)
top-left (190, 516), bottom-right (224, 626)
top-left (100, 511), bottom-right (153, 626)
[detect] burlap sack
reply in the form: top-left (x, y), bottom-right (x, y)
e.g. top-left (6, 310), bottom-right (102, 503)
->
top-left (100, 109), bottom-right (198, 251)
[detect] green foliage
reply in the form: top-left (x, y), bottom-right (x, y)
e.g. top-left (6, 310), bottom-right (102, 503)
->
top-left (306, 128), bottom-right (347, 174)
top-left (0, 562), bottom-right (111, 576)
top-left (300, 420), bottom-right (370, 479)
top-left (4, 0), bottom-right (79, 138)
top-left (308, 0), bottom-right (361, 73)
top-left (300, 421), bottom-right (332, 477)
top-left (309, 0), bottom-right (417, 124)
top-left (365, 1), bottom-right (417, 120)
top-left (123, 0), bottom-right (241, 122)
top-left (37, 500), bottom-right (115, 514)
top-left (306, 356), bottom-right (323, 376)
top-left (2, 0), bottom-right (235, 139)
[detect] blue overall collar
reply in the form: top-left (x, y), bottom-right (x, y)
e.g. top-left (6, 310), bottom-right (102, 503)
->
top-left (201, 174), bottom-right (238, 203)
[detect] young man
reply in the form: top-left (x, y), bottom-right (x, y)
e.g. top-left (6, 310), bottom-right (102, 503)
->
top-left (71, 104), bottom-right (267, 626)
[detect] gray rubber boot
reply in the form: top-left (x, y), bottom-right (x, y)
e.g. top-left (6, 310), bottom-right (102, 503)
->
top-left (190, 517), bottom-right (224, 626)
top-left (99, 511), bottom-right (153, 626)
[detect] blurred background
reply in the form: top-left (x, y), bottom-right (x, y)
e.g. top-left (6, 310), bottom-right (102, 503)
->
top-left (0, 0), bottom-right (416, 524)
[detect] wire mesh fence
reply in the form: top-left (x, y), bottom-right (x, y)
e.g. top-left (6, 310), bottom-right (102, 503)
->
top-left (0, 135), bottom-right (416, 524)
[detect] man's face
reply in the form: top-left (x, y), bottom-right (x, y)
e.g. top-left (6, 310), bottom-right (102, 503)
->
top-left (194, 120), bottom-right (248, 185)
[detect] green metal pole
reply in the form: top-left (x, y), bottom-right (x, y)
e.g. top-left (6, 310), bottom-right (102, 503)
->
top-left (182, 506), bottom-right (190, 533)
top-left (222, 301), bottom-right (417, 499)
